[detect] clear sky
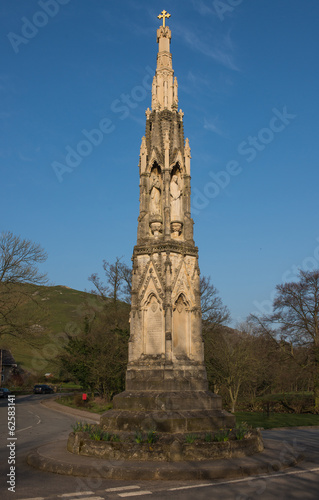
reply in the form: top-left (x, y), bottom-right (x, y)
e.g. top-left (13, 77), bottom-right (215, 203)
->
top-left (1, 0), bottom-right (319, 326)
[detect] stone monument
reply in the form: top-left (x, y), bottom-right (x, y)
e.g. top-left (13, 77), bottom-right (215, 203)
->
top-left (101, 10), bottom-right (235, 436)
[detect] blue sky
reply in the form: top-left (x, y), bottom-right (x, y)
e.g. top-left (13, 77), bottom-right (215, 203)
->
top-left (1, 0), bottom-right (319, 326)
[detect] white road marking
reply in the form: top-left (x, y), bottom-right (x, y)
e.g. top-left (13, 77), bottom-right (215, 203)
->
top-left (169, 483), bottom-right (213, 491)
top-left (105, 486), bottom-right (141, 492)
top-left (118, 493), bottom-right (152, 498)
top-left (16, 410), bottom-right (41, 433)
top-left (169, 466), bottom-right (319, 491)
top-left (28, 410), bottom-right (42, 424)
top-left (16, 425), bottom-right (33, 433)
top-left (59, 492), bottom-right (95, 497)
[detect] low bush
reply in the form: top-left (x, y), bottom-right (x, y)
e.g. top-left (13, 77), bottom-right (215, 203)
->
top-left (213, 429), bottom-right (231, 442)
top-left (71, 421), bottom-right (93, 432)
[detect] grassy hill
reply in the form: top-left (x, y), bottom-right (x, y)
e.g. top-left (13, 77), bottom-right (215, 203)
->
top-left (1, 284), bottom-right (103, 378)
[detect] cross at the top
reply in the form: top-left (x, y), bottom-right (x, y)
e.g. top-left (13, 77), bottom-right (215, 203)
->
top-left (157, 10), bottom-right (171, 28)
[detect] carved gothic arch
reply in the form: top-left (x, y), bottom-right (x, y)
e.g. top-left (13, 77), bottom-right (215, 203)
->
top-left (144, 291), bottom-right (161, 308)
top-left (138, 259), bottom-right (165, 305)
top-left (148, 149), bottom-right (162, 173)
top-left (172, 259), bottom-right (195, 307)
top-left (170, 152), bottom-right (184, 173)
top-left (173, 292), bottom-right (190, 311)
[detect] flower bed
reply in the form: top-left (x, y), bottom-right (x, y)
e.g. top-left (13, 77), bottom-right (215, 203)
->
top-left (67, 424), bottom-right (264, 462)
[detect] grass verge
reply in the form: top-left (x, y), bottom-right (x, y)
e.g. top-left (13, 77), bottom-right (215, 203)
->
top-left (235, 411), bottom-right (319, 429)
top-left (57, 394), bottom-right (112, 414)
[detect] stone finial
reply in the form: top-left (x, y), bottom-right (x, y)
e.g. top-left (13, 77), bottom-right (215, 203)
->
top-left (184, 138), bottom-right (191, 176)
top-left (185, 138), bottom-right (191, 157)
top-left (145, 108), bottom-right (151, 119)
top-left (140, 136), bottom-right (147, 153)
top-left (140, 136), bottom-right (147, 173)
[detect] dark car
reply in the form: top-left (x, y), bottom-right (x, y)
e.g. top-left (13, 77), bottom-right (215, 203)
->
top-left (0, 388), bottom-right (11, 398)
top-left (33, 384), bottom-right (54, 394)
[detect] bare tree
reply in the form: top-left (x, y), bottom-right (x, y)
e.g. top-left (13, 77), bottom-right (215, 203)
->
top-left (0, 231), bottom-right (48, 339)
top-left (204, 327), bottom-right (255, 412)
top-left (0, 231), bottom-right (47, 285)
top-left (250, 269), bottom-right (319, 412)
top-left (89, 257), bottom-right (132, 305)
top-left (200, 275), bottom-right (230, 325)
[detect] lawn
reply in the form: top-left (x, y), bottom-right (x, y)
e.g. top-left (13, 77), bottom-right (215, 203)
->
top-left (235, 411), bottom-right (319, 429)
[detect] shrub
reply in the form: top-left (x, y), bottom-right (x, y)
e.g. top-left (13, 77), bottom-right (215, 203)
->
top-left (89, 427), bottom-right (112, 441)
top-left (214, 429), bottom-right (231, 442)
top-left (71, 421), bottom-right (93, 432)
top-left (146, 431), bottom-right (157, 444)
top-left (234, 422), bottom-right (250, 440)
top-left (256, 393), bottom-right (314, 414)
top-left (185, 434), bottom-right (197, 444)
top-left (134, 431), bottom-right (144, 444)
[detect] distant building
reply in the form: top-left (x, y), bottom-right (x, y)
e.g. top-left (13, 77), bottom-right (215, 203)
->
top-left (0, 349), bottom-right (17, 384)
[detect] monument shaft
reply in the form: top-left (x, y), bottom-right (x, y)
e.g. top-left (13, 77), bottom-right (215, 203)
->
top-left (127, 24), bottom-right (207, 392)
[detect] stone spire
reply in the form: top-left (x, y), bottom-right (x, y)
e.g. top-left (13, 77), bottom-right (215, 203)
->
top-left (137, 15), bottom-right (192, 246)
top-left (151, 18), bottom-right (178, 111)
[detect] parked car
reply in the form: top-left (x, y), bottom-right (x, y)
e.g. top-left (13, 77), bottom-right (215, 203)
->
top-left (33, 384), bottom-right (54, 394)
top-left (0, 388), bottom-right (11, 398)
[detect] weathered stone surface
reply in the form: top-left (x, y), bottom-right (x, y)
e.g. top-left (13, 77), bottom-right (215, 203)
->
top-left (67, 430), bottom-right (263, 462)
top-left (28, 434), bottom-right (304, 480)
top-left (100, 408), bottom-right (235, 433)
top-left (112, 391), bottom-right (223, 411)
top-left (125, 365), bottom-right (208, 391)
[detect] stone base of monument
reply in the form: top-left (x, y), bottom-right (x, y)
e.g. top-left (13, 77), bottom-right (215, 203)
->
top-left (100, 390), bottom-right (235, 434)
top-left (66, 361), bottom-right (266, 463)
top-left (66, 389), bottom-right (265, 463)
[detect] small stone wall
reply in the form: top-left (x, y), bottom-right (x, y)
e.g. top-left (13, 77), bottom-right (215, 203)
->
top-left (67, 430), bottom-right (264, 462)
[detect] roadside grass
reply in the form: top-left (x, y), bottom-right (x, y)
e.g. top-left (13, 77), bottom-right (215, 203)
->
top-left (235, 411), bottom-right (319, 429)
top-left (57, 394), bottom-right (112, 414)
top-left (58, 382), bottom-right (82, 391)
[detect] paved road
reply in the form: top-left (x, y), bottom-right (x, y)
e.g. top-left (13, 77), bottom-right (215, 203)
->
top-left (0, 395), bottom-right (318, 500)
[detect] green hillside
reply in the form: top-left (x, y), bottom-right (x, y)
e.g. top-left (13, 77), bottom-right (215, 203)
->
top-left (1, 285), bottom-right (102, 377)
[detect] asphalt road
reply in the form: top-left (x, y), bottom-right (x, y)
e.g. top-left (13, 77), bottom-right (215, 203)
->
top-left (0, 395), bottom-right (318, 500)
